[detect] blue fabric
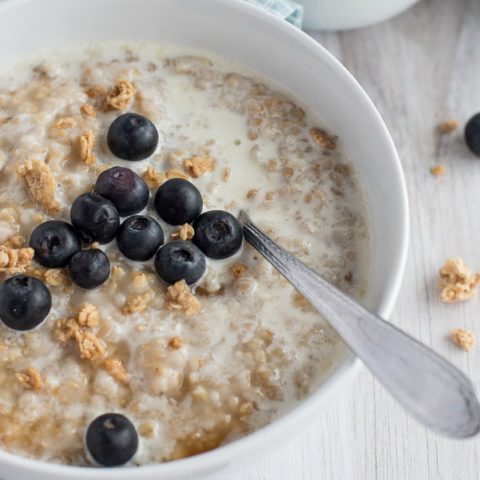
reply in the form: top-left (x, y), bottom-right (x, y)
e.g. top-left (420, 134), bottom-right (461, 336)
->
top-left (244, 0), bottom-right (304, 28)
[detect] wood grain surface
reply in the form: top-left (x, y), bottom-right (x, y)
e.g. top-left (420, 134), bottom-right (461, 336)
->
top-left (225, 0), bottom-right (480, 478)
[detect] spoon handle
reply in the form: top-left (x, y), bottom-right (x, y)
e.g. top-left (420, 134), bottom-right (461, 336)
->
top-left (240, 211), bottom-right (480, 438)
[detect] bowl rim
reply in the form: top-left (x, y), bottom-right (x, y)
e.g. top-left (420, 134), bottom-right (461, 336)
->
top-left (0, 0), bottom-right (409, 477)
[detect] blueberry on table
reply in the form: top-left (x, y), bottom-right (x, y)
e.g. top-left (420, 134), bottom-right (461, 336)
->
top-left (154, 178), bottom-right (203, 225)
top-left (155, 240), bottom-right (206, 285)
top-left (117, 215), bottom-right (164, 261)
top-left (107, 113), bottom-right (159, 161)
top-left (94, 166), bottom-right (149, 216)
top-left (68, 248), bottom-right (110, 289)
top-left (192, 210), bottom-right (242, 259)
top-left (0, 275), bottom-right (51, 331)
top-left (85, 413), bottom-right (138, 467)
top-left (70, 192), bottom-right (120, 244)
top-left (29, 220), bottom-right (81, 268)
top-left (465, 113), bottom-right (480, 157)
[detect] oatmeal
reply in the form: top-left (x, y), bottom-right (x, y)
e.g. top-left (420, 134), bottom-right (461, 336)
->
top-left (0, 43), bottom-right (370, 465)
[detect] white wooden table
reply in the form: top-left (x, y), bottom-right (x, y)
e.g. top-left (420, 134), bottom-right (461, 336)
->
top-left (227, 0), bottom-right (480, 478)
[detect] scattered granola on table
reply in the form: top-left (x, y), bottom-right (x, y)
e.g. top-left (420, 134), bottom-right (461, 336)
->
top-left (450, 328), bottom-right (476, 352)
top-left (438, 119), bottom-right (459, 134)
top-left (430, 165), bottom-right (446, 177)
top-left (439, 257), bottom-right (480, 303)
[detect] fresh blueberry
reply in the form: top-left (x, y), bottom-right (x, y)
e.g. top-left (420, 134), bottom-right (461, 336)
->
top-left (155, 241), bottom-right (206, 285)
top-left (465, 113), bottom-right (480, 157)
top-left (192, 210), bottom-right (242, 259)
top-left (154, 178), bottom-right (203, 225)
top-left (107, 113), bottom-right (159, 161)
top-left (94, 166), bottom-right (149, 216)
top-left (29, 220), bottom-right (81, 268)
top-left (70, 192), bottom-right (120, 244)
top-left (85, 413), bottom-right (138, 467)
top-left (117, 215), bottom-right (164, 261)
top-left (0, 275), bottom-right (51, 331)
top-left (69, 249), bottom-right (110, 289)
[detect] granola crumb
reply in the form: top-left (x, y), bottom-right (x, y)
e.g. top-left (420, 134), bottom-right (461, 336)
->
top-left (78, 130), bottom-right (95, 165)
top-left (76, 331), bottom-right (106, 361)
top-left (450, 328), bottom-right (476, 352)
top-left (166, 168), bottom-right (190, 181)
top-left (0, 246), bottom-right (34, 274)
top-left (165, 280), bottom-right (202, 316)
top-left (310, 128), bottom-right (337, 150)
top-left (122, 291), bottom-right (153, 315)
top-left (43, 268), bottom-right (71, 287)
top-left (438, 119), bottom-right (459, 134)
top-left (282, 167), bottom-right (294, 179)
top-left (54, 117), bottom-right (75, 129)
top-left (230, 262), bottom-right (248, 278)
top-left (131, 271), bottom-right (148, 289)
top-left (106, 78), bottom-right (136, 110)
top-left (430, 165), bottom-right (446, 177)
top-left (34, 213), bottom-right (45, 224)
top-left (3, 234), bottom-right (25, 249)
top-left (80, 103), bottom-right (96, 118)
top-left (104, 358), bottom-right (128, 383)
top-left (16, 367), bottom-right (43, 391)
top-left (246, 189), bottom-right (259, 200)
top-left (111, 265), bottom-right (126, 280)
top-left (168, 336), bottom-right (184, 350)
top-left (86, 85), bottom-right (107, 98)
top-left (17, 160), bottom-right (61, 214)
top-left (171, 224), bottom-right (195, 241)
top-left (53, 318), bottom-right (79, 343)
top-left (184, 155), bottom-right (215, 178)
top-left (439, 258), bottom-right (480, 303)
top-left (143, 165), bottom-right (166, 188)
top-left (223, 167), bottom-right (231, 182)
top-left (138, 421), bottom-right (156, 438)
top-left (54, 316), bottom-right (105, 361)
top-left (76, 303), bottom-right (100, 327)
top-left (292, 291), bottom-right (314, 311)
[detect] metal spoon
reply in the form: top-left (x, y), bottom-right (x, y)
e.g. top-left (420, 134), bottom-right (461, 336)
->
top-left (239, 210), bottom-right (480, 438)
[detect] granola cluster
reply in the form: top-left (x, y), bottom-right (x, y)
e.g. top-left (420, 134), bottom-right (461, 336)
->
top-left (450, 328), bottom-right (476, 352)
top-left (165, 280), bottom-right (202, 316)
top-left (0, 245), bottom-right (34, 274)
top-left (16, 367), bottom-right (43, 391)
top-left (171, 224), bottom-right (195, 241)
top-left (54, 304), bottom-right (105, 361)
top-left (78, 130), bottom-right (96, 165)
top-left (106, 78), bottom-right (137, 110)
top-left (439, 257), bottom-right (480, 303)
top-left (17, 160), bottom-right (60, 214)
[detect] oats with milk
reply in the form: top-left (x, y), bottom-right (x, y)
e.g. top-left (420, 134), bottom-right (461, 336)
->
top-left (0, 43), bottom-right (370, 466)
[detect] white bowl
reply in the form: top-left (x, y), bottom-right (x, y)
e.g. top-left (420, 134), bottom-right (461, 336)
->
top-left (297, 0), bottom-right (421, 31)
top-left (0, 0), bottom-right (409, 478)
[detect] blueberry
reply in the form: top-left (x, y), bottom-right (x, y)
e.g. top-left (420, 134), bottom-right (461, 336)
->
top-left (29, 220), bottom-right (81, 268)
top-left (155, 241), bottom-right (206, 285)
top-left (192, 210), bottom-right (242, 259)
top-left (94, 166), bottom-right (149, 216)
top-left (465, 113), bottom-right (480, 157)
top-left (117, 215), bottom-right (164, 261)
top-left (0, 275), bottom-right (51, 331)
top-left (107, 113), bottom-right (159, 161)
top-left (70, 192), bottom-right (120, 244)
top-left (69, 249), bottom-right (110, 289)
top-left (154, 178), bottom-right (203, 225)
top-left (85, 413), bottom-right (138, 467)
